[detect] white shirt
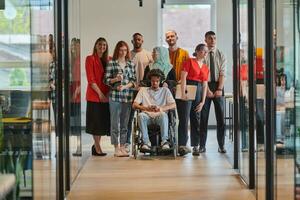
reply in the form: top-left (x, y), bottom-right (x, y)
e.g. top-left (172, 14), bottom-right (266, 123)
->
top-left (131, 49), bottom-right (152, 85)
top-left (134, 87), bottom-right (175, 117)
top-left (204, 47), bottom-right (226, 82)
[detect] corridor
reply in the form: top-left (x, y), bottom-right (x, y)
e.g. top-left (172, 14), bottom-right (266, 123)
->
top-left (68, 134), bottom-right (255, 200)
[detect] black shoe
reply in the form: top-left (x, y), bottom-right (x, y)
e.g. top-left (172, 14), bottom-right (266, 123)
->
top-left (199, 147), bottom-right (206, 153)
top-left (92, 145), bottom-right (107, 156)
top-left (178, 146), bottom-right (191, 156)
top-left (72, 152), bottom-right (82, 157)
top-left (192, 146), bottom-right (200, 156)
top-left (218, 147), bottom-right (226, 154)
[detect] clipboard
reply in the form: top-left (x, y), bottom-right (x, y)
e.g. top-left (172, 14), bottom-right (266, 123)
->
top-left (175, 84), bottom-right (197, 100)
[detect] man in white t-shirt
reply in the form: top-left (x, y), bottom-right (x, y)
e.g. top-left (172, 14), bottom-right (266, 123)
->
top-left (133, 69), bottom-right (176, 151)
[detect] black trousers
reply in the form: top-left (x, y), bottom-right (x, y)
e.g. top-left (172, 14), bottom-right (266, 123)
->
top-left (177, 80), bottom-right (202, 146)
top-left (199, 82), bottom-right (225, 148)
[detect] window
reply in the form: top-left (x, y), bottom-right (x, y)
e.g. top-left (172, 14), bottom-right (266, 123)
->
top-left (162, 1), bottom-right (215, 55)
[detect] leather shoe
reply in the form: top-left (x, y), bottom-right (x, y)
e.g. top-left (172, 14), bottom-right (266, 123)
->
top-left (218, 147), bottom-right (226, 154)
top-left (92, 145), bottom-right (107, 156)
top-left (178, 146), bottom-right (191, 156)
top-left (199, 147), bottom-right (206, 153)
top-left (192, 147), bottom-right (200, 156)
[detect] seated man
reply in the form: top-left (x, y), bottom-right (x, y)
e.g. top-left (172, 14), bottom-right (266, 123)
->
top-left (133, 69), bottom-right (176, 151)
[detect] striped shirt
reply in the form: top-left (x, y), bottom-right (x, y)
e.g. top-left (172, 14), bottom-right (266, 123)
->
top-left (105, 60), bottom-right (136, 103)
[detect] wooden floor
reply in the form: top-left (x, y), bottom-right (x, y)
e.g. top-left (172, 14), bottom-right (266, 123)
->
top-left (67, 137), bottom-right (256, 200)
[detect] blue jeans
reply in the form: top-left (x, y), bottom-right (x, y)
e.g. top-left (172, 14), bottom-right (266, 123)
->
top-left (109, 100), bottom-right (131, 145)
top-left (137, 112), bottom-right (168, 145)
top-left (177, 80), bottom-right (202, 146)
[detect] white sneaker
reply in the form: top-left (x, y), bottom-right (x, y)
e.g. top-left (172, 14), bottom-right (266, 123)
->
top-left (114, 147), bottom-right (123, 157)
top-left (161, 141), bottom-right (170, 150)
top-left (120, 146), bottom-right (129, 157)
top-left (141, 144), bottom-right (151, 151)
top-left (124, 143), bottom-right (130, 153)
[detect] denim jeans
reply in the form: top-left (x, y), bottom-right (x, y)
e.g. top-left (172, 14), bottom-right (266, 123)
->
top-left (177, 80), bottom-right (202, 146)
top-left (200, 95), bottom-right (225, 148)
top-left (137, 112), bottom-right (168, 145)
top-left (109, 100), bottom-right (131, 145)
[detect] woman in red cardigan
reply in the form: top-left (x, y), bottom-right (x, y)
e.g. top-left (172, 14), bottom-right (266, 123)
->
top-left (85, 37), bottom-right (110, 156)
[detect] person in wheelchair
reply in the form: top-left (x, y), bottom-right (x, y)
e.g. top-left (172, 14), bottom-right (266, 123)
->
top-left (133, 69), bottom-right (176, 152)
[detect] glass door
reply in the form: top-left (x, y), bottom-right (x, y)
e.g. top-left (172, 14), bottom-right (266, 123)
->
top-left (274, 0), bottom-right (296, 199)
top-left (238, 0), bottom-right (250, 185)
top-left (255, 0), bottom-right (266, 199)
top-left (67, 0), bottom-right (84, 186)
top-left (295, 1), bottom-right (300, 199)
top-left (31, 1), bottom-right (58, 199)
top-left (0, 0), bottom-right (59, 199)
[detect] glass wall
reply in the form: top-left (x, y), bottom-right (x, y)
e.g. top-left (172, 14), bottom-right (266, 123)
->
top-left (293, 1), bottom-right (300, 200)
top-left (274, 1), bottom-right (295, 199)
top-left (68, 0), bottom-right (84, 184)
top-left (238, 0), bottom-right (250, 184)
top-left (0, 0), bottom-right (57, 199)
top-left (255, 0), bottom-right (266, 198)
top-left (0, 0), bottom-right (32, 199)
top-left (31, 1), bottom-right (57, 199)
top-left (253, 0), bottom-right (298, 199)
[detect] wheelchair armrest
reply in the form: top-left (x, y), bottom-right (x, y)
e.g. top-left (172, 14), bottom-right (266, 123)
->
top-left (167, 109), bottom-right (176, 126)
top-left (164, 80), bottom-right (177, 88)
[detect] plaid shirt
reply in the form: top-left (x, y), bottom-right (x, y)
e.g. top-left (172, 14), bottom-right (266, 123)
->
top-left (48, 60), bottom-right (56, 102)
top-left (105, 60), bottom-right (136, 103)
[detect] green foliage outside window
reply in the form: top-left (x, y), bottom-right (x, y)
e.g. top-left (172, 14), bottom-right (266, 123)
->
top-left (9, 68), bottom-right (29, 86)
top-left (0, 1), bottom-right (30, 34)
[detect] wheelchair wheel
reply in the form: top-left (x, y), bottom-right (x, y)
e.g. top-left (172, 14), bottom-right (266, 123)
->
top-left (173, 144), bottom-right (177, 159)
top-left (133, 144), bottom-right (138, 159)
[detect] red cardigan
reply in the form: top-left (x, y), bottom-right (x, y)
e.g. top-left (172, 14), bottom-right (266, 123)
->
top-left (85, 54), bottom-right (109, 102)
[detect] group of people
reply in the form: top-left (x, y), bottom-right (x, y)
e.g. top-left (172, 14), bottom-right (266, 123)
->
top-left (85, 30), bottom-right (227, 157)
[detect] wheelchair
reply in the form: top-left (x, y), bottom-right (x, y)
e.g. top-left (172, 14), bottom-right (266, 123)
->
top-left (132, 109), bottom-right (177, 159)
top-left (131, 79), bottom-right (177, 159)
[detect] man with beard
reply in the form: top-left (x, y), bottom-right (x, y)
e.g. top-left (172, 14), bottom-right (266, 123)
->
top-left (165, 30), bottom-right (189, 81)
top-left (125, 33), bottom-right (153, 153)
top-left (131, 33), bottom-right (153, 85)
top-left (165, 30), bottom-right (190, 156)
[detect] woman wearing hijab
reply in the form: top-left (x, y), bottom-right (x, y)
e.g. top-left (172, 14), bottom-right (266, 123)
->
top-left (143, 46), bottom-right (176, 87)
